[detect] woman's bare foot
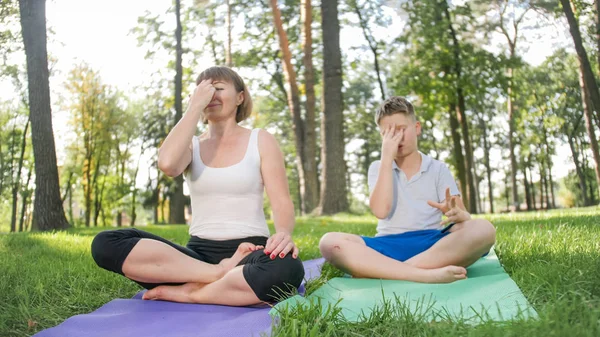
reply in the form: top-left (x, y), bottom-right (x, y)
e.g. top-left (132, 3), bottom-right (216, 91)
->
top-left (425, 265), bottom-right (467, 283)
top-left (142, 282), bottom-right (204, 303)
top-left (218, 242), bottom-right (264, 272)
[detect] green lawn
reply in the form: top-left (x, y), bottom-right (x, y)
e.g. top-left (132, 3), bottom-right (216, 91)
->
top-left (1, 208), bottom-right (599, 336)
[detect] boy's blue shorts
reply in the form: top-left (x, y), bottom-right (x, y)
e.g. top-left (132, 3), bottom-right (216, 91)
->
top-left (362, 223), bottom-right (457, 262)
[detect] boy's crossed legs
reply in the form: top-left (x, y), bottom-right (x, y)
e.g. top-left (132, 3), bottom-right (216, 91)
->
top-left (319, 219), bottom-right (495, 283)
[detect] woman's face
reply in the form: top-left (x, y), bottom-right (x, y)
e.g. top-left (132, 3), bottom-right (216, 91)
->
top-left (203, 80), bottom-right (244, 122)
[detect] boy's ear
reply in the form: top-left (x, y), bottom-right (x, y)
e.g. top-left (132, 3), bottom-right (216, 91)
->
top-left (415, 121), bottom-right (422, 136)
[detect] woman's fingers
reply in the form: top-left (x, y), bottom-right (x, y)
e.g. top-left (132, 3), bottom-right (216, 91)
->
top-left (277, 242), bottom-right (295, 259)
top-left (269, 239), bottom-right (290, 259)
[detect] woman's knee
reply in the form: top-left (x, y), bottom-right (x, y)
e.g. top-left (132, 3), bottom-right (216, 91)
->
top-left (91, 229), bottom-right (142, 272)
top-left (245, 254), bottom-right (305, 302)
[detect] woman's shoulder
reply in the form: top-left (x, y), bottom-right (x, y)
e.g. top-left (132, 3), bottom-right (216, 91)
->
top-left (256, 129), bottom-right (281, 156)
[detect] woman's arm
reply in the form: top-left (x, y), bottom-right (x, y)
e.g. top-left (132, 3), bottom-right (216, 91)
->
top-left (258, 130), bottom-right (298, 259)
top-left (158, 80), bottom-right (215, 177)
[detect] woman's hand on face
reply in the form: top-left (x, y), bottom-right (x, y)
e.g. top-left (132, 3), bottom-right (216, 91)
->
top-left (187, 79), bottom-right (216, 115)
top-left (264, 232), bottom-right (299, 260)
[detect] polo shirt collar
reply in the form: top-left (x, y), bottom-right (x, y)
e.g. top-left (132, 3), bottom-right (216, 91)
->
top-left (392, 152), bottom-right (432, 173)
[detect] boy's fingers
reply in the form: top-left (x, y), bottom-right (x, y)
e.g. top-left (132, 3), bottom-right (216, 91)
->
top-left (428, 200), bottom-right (443, 210)
top-left (451, 196), bottom-right (457, 209)
top-left (445, 188), bottom-right (451, 202)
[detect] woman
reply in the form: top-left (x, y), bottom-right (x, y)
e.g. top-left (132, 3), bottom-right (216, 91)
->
top-left (91, 66), bottom-right (304, 306)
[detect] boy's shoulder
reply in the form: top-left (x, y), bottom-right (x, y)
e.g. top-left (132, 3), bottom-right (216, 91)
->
top-left (368, 153), bottom-right (451, 174)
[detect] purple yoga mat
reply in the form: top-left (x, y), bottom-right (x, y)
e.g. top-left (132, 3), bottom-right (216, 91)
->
top-left (34, 258), bottom-right (325, 337)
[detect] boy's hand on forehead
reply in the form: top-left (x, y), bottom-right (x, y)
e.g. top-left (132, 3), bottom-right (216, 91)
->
top-left (380, 124), bottom-right (403, 161)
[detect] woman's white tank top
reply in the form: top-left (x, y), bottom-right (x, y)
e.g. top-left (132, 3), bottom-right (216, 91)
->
top-left (184, 128), bottom-right (270, 240)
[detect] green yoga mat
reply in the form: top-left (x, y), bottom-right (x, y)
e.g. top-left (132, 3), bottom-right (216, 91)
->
top-left (271, 249), bottom-right (537, 323)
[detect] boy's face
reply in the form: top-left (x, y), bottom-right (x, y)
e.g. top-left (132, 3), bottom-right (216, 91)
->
top-left (378, 113), bottom-right (421, 159)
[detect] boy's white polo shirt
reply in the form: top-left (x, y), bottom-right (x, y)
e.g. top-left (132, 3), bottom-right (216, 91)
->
top-left (367, 152), bottom-right (460, 236)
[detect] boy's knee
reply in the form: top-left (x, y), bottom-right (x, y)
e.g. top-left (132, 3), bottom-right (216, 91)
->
top-left (319, 232), bottom-right (341, 258)
top-left (473, 219), bottom-right (496, 247)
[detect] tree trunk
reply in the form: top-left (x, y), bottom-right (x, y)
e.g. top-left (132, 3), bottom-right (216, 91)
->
top-left (539, 161), bottom-right (545, 209)
top-left (93, 170), bottom-right (107, 226)
top-left (10, 118), bottom-right (30, 232)
top-left (578, 64), bottom-right (600, 199)
top-left (352, 0), bottom-right (385, 100)
top-left (562, 0), bottom-right (600, 128)
top-left (528, 161), bottom-right (537, 210)
top-left (594, 0), bottom-right (600, 75)
top-left (547, 157), bottom-right (556, 209)
top-left (19, 164), bottom-right (33, 232)
top-left (482, 118), bottom-right (494, 213)
top-left (543, 161), bottom-right (550, 209)
top-left (507, 67), bottom-right (520, 211)
top-left (443, 2), bottom-right (477, 213)
top-left (67, 181), bottom-right (74, 225)
top-left (269, 0), bottom-right (319, 214)
top-left (476, 173), bottom-right (483, 214)
top-left (568, 132), bottom-right (590, 206)
top-left (130, 148), bottom-right (142, 227)
top-left (226, 0), bottom-right (232, 67)
top-left (318, 0), bottom-right (348, 214)
top-left (504, 171), bottom-right (510, 211)
top-left (301, 0), bottom-right (320, 213)
top-left (160, 189), bottom-right (167, 223)
top-left (539, 114), bottom-right (556, 209)
top-left (523, 160), bottom-right (532, 211)
top-left (449, 103), bottom-right (467, 200)
top-left (169, 0), bottom-right (186, 224)
top-left (18, 0), bottom-right (69, 231)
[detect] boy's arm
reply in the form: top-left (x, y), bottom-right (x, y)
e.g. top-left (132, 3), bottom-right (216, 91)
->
top-left (369, 126), bottom-right (403, 219)
top-left (369, 159), bottom-right (394, 219)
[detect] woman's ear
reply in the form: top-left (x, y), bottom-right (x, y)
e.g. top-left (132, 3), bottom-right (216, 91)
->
top-left (237, 91), bottom-right (244, 106)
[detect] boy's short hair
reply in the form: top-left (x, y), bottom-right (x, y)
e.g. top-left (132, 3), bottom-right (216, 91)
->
top-left (375, 96), bottom-right (416, 125)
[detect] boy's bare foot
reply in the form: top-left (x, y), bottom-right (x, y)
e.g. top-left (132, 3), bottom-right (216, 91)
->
top-left (426, 265), bottom-right (467, 283)
top-left (218, 242), bottom-right (264, 273)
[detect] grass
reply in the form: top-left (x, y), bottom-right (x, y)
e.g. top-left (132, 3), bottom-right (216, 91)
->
top-left (1, 207), bottom-right (599, 336)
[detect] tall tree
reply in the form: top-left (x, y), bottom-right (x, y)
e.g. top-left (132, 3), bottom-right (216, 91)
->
top-left (170, 0), bottom-right (186, 224)
top-left (349, 0), bottom-right (386, 100)
top-left (578, 63), bottom-right (600, 199)
top-left (301, 0), bottom-right (319, 212)
top-left (442, 0), bottom-right (477, 213)
top-left (226, 0), bottom-right (232, 66)
top-left (269, 0), bottom-right (319, 214)
top-left (594, 0), bottom-right (600, 75)
top-left (10, 116), bottom-right (29, 232)
top-left (18, 0), bottom-right (69, 230)
top-left (319, 0), bottom-right (348, 214)
top-left (490, 0), bottom-right (532, 211)
top-left (560, 0), bottom-right (600, 129)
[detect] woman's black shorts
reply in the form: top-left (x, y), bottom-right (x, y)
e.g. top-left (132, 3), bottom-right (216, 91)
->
top-left (91, 228), bottom-right (305, 302)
